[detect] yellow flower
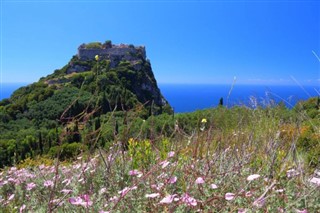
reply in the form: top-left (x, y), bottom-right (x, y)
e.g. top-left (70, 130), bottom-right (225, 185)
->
top-left (95, 55), bottom-right (99, 61)
top-left (201, 118), bottom-right (207, 123)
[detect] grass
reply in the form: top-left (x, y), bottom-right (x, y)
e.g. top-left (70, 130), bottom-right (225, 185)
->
top-left (0, 98), bottom-right (319, 212)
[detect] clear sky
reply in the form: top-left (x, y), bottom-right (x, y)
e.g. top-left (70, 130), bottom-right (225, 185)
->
top-left (1, 0), bottom-right (319, 85)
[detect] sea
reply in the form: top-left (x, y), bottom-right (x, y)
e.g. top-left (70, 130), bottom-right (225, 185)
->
top-left (1, 83), bottom-right (319, 113)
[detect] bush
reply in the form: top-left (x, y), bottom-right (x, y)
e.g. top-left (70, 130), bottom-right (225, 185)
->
top-left (85, 42), bottom-right (102, 49)
top-left (48, 142), bottom-right (87, 160)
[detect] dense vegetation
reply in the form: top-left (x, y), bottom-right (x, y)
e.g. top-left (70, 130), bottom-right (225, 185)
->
top-left (0, 54), bottom-right (171, 168)
top-left (0, 96), bottom-right (319, 212)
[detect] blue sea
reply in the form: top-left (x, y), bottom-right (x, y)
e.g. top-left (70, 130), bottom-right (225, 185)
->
top-left (159, 84), bottom-right (319, 112)
top-left (0, 83), bottom-right (319, 113)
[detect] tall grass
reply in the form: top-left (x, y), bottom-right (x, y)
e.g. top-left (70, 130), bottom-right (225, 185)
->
top-left (0, 95), bottom-right (319, 212)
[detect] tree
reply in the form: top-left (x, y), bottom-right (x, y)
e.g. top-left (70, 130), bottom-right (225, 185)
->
top-left (219, 97), bottom-right (224, 106)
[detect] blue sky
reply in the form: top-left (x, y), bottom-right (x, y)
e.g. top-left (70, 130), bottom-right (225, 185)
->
top-left (1, 0), bottom-right (319, 85)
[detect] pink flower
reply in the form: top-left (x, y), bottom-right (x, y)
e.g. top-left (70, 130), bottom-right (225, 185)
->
top-left (225, 193), bottom-right (235, 201)
top-left (8, 194), bottom-right (15, 201)
top-left (238, 208), bottom-right (247, 213)
top-left (159, 194), bottom-right (177, 204)
top-left (145, 193), bottom-right (160, 198)
top-left (160, 160), bottom-right (170, 169)
top-left (181, 193), bottom-right (197, 206)
top-left (118, 186), bottom-right (137, 197)
top-left (151, 183), bottom-right (164, 191)
top-left (168, 151), bottom-right (175, 158)
top-left (118, 187), bottom-right (130, 197)
top-left (247, 174), bottom-right (260, 181)
top-left (19, 204), bottom-right (26, 213)
top-left (129, 170), bottom-right (142, 177)
top-left (69, 197), bottom-right (83, 205)
top-left (309, 177), bottom-right (320, 186)
top-left (26, 182), bottom-right (36, 191)
top-left (69, 195), bottom-right (92, 208)
top-left (168, 176), bottom-right (177, 184)
top-left (210, 183), bottom-right (218, 189)
top-left (44, 180), bottom-right (54, 188)
top-left (99, 211), bottom-right (110, 213)
top-left (245, 191), bottom-right (253, 197)
top-left (195, 177), bottom-right (205, 184)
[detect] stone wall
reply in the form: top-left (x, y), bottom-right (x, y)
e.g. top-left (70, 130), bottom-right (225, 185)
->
top-left (77, 45), bottom-right (146, 61)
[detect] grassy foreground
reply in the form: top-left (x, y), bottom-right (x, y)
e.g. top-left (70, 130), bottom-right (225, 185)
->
top-left (0, 100), bottom-right (319, 212)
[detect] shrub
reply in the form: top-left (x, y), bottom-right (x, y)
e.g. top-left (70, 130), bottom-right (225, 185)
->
top-left (48, 142), bottom-right (87, 160)
top-left (85, 42), bottom-right (102, 49)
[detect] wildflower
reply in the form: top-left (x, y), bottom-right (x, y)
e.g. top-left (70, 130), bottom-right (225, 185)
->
top-left (99, 188), bottom-right (107, 194)
top-left (69, 195), bottom-right (92, 208)
top-left (118, 187), bottom-right (130, 197)
top-left (309, 177), bottom-right (320, 186)
top-left (195, 177), bottom-right (205, 184)
top-left (81, 194), bottom-right (92, 207)
top-left (8, 194), bottom-right (15, 201)
top-left (69, 197), bottom-right (83, 206)
top-left (95, 55), bottom-right (99, 61)
top-left (210, 183), bottom-right (218, 189)
top-left (247, 174), bottom-right (260, 181)
top-left (201, 118), bottom-right (207, 123)
top-left (19, 204), bottom-right (26, 213)
top-left (129, 170), bottom-right (142, 177)
top-left (225, 193), bottom-right (235, 201)
top-left (159, 194), bottom-right (177, 204)
top-left (109, 196), bottom-right (119, 202)
top-left (181, 193), bottom-right (197, 206)
top-left (151, 183), bottom-right (164, 191)
top-left (275, 189), bottom-right (284, 193)
top-left (44, 180), bottom-right (54, 188)
top-left (99, 211), bottom-right (110, 213)
top-left (160, 160), bottom-right (170, 169)
top-left (50, 199), bottom-right (64, 206)
top-left (238, 208), bottom-right (247, 213)
top-left (62, 178), bottom-right (71, 186)
top-left (118, 186), bottom-right (137, 197)
top-left (168, 176), bottom-right (177, 184)
top-left (145, 193), bottom-right (160, 198)
top-left (167, 151), bottom-right (175, 158)
top-left (245, 191), bottom-right (253, 197)
top-left (26, 182), bottom-right (36, 191)
top-left (287, 169), bottom-right (299, 178)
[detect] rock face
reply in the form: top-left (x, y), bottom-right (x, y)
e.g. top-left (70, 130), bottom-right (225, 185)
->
top-left (62, 41), bottom-right (170, 112)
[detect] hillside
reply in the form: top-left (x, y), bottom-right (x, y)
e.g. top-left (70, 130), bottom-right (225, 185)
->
top-left (0, 40), bottom-right (172, 167)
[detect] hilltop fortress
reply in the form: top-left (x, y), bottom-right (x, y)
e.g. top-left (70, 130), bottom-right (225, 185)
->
top-left (77, 41), bottom-right (146, 62)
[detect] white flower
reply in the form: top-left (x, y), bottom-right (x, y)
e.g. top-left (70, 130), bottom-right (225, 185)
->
top-left (145, 193), bottom-right (160, 198)
top-left (309, 177), bottom-right (320, 186)
top-left (210, 183), bottom-right (218, 189)
top-left (159, 194), bottom-right (177, 204)
top-left (247, 174), bottom-right (260, 181)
